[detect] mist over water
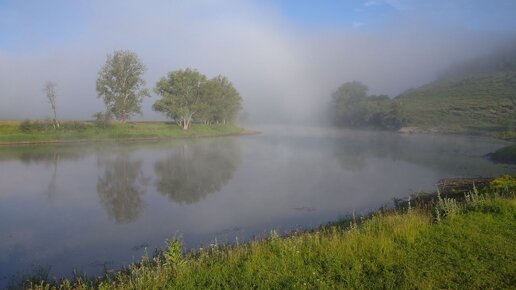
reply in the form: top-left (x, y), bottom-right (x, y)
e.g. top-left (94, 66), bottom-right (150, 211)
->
top-left (0, 126), bottom-right (515, 283)
top-left (1, 1), bottom-right (515, 123)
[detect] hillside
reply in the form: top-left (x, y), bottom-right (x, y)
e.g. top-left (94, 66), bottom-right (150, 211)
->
top-left (396, 72), bottom-right (516, 134)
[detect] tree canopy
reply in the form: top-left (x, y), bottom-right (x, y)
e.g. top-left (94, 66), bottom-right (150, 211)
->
top-left (153, 68), bottom-right (242, 130)
top-left (96, 50), bottom-right (150, 123)
top-left (331, 81), bottom-right (405, 130)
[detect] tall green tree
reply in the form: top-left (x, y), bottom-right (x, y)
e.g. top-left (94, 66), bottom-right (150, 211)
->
top-left (153, 68), bottom-right (208, 130)
top-left (332, 81), bottom-right (369, 126)
top-left (96, 50), bottom-right (150, 123)
top-left (202, 75), bottom-right (242, 124)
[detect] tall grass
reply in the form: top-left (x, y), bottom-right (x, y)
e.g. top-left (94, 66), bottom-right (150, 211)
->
top-left (14, 176), bottom-right (516, 289)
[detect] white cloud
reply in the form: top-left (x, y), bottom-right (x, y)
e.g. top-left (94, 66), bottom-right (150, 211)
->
top-left (364, 1), bottom-right (380, 7)
top-left (352, 21), bottom-right (365, 28)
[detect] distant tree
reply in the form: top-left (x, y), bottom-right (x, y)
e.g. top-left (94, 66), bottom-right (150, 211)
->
top-left (331, 82), bottom-right (405, 130)
top-left (96, 50), bottom-right (150, 123)
top-left (92, 111), bottom-right (113, 128)
top-left (332, 81), bottom-right (369, 126)
top-left (202, 75), bottom-right (242, 124)
top-left (153, 68), bottom-right (208, 130)
top-left (44, 81), bottom-right (59, 129)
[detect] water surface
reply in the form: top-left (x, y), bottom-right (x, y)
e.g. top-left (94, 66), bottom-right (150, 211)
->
top-left (1, 126), bottom-right (515, 283)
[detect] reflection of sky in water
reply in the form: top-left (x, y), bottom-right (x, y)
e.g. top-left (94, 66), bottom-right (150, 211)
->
top-left (0, 126), bottom-right (515, 284)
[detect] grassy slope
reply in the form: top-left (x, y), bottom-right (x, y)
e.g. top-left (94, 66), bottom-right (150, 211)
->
top-left (0, 121), bottom-right (244, 144)
top-left (490, 143), bottom-right (516, 164)
top-left (396, 72), bottom-right (516, 134)
top-left (23, 179), bottom-right (515, 289)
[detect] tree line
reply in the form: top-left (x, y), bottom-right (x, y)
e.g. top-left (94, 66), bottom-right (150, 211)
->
top-left (330, 81), bottom-right (405, 130)
top-left (44, 50), bottom-right (242, 130)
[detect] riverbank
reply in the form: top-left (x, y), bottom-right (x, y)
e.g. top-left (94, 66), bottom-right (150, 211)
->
top-left (16, 175), bottom-right (515, 289)
top-left (0, 121), bottom-right (254, 145)
top-left (397, 126), bottom-right (516, 141)
top-left (488, 144), bottom-right (516, 164)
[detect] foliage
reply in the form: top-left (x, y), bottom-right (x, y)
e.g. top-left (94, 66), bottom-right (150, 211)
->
top-left (153, 68), bottom-right (207, 130)
top-left (60, 121), bottom-right (88, 131)
top-left (18, 120), bottom-right (55, 132)
top-left (18, 120), bottom-right (88, 133)
top-left (489, 144), bottom-right (516, 164)
top-left (153, 69), bottom-right (242, 130)
top-left (200, 75), bottom-right (242, 124)
top-left (96, 50), bottom-right (150, 123)
top-left (21, 182), bottom-right (516, 289)
top-left (92, 111), bottom-right (113, 128)
top-left (331, 81), bottom-right (405, 130)
top-left (490, 175), bottom-right (516, 192)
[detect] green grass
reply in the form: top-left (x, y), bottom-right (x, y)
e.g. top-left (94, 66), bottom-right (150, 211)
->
top-left (490, 144), bottom-right (516, 163)
top-left (396, 72), bottom-right (516, 136)
top-left (17, 176), bottom-right (516, 289)
top-left (0, 121), bottom-right (245, 144)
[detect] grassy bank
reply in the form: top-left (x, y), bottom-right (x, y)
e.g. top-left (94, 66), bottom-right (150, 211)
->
top-left (0, 121), bottom-right (246, 144)
top-left (489, 143), bottom-right (516, 164)
top-left (16, 176), bottom-right (515, 289)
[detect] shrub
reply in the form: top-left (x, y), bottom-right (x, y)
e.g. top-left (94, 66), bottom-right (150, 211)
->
top-left (60, 121), bottom-right (88, 131)
top-left (93, 112), bottom-right (113, 128)
top-left (489, 175), bottom-right (516, 193)
top-left (18, 120), bottom-right (54, 132)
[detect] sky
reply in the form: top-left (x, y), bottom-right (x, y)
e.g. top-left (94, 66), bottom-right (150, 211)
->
top-left (0, 0), bottom-right (515, 122)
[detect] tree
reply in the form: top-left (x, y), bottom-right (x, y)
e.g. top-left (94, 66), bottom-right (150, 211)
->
top-left (331, 82), bottom-right (405, 130)
top-left (153, 68), bottom-right (207, 130)
top-left (44, 81), bottom-right (59, 129)
top-left (96, 50), bottom-right (150, 123)
top-left (202, 75), bottom-right (242, 124)
top-left (332, 81), bottom-right (369, 126)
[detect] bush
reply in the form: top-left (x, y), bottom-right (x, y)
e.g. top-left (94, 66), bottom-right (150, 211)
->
top-left (489, 175), bottom-right (516, 193)
top-left (60, 121), bottom-right (88, 131)
top-left (18, 120), bottom-right (54, 132)
top-left (93, 112), bottom-right (113, 128)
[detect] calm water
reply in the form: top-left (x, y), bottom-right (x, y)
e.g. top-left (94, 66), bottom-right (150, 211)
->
top-left (1, 126), bottom-right (515, 283)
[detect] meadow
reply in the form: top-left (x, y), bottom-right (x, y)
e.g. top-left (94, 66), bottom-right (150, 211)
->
top-left (0, 120), bottom-right (245, 144)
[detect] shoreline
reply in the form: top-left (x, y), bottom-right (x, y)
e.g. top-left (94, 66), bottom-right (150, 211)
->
top-left (0, 129), bottom-right (260, 147)
top-left (11, 175), bottom-right (516, 289)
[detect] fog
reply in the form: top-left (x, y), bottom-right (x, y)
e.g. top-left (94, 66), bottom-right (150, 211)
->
top-left (0, 0), bottom-right (515, 123)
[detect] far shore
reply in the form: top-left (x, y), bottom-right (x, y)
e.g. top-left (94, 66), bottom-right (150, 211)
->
top-left (0, 120), bottom-right (258, 146)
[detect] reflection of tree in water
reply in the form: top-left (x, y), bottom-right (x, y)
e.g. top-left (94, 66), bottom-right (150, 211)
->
top-left (154, 139), bottom-right (240, 204)
top-left (333, 134), bottom-right (403, 171)
top-left (46, 152), bottom-right (59, 200)
top-left (97, 154), bottom-right (149, 224)
top-left (0, 145), bottom-right (86, 200)
top-left (332, 131), bottom-right (514, 176)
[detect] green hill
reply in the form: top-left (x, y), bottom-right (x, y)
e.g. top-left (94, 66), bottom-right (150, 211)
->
top-left (396, 72), bottom-right (516, 134)
top-left (396, 41), bottom-right (516, 136)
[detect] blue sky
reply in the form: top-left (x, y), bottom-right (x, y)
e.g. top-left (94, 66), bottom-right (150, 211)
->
top-left (1, 0), bottom-right (516, 53)
top-left (0, 0), bottom-right (515, 121)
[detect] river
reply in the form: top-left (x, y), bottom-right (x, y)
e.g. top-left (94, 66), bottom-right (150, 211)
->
top-left (1, 126), bottom-right (515, 284)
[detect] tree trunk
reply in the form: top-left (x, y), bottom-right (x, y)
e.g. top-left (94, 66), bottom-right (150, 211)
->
top-left (53, 110), bottom-right (59, 128)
